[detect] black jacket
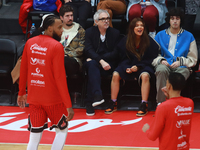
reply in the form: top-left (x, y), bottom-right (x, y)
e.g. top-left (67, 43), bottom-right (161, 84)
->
top-left (117, 36), bottom-right (160, 72)
top-left (84, 26), bottom-right (120, 63)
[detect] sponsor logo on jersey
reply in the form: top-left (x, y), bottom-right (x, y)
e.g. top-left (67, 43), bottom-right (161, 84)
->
top-left (30, 44), bottom-right (47, 56)
top-left (174, 105), bottom-right (192, 116)
top-left (61, 121), bottom-right (66, 128)
top-left (177, 141), bottom-right (187, 148)
top-left (177, 130), bottom-right (188, 149)
top-left (176, 119), bottom-right (190, 128)
top-left (30, 57), bottom-right (45, 66)
top-left (31, 68), bottom-right (44, 77)
top-left (31, 80), bottom-right (45, 87)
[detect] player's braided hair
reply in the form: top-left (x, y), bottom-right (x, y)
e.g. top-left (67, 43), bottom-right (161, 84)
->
top-left (40, 14), bottom-right (60, 31)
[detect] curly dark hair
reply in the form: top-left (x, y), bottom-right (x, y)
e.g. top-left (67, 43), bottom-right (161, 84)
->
top-left (165, 7), bottom-right (185, 27)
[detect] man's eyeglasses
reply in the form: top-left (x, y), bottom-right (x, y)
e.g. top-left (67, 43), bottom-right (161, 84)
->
top-left (98, 17), bottom-right (110, 22)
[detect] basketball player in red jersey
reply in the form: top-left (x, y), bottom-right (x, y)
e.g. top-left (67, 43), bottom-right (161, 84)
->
top-left (17, 15), bottom-right (74, 150)
top-left (142, 72), bottom-right (194, 150)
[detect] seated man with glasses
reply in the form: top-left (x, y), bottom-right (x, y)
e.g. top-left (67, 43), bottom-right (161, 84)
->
top-left (84, 9), bottom-right (120, 116)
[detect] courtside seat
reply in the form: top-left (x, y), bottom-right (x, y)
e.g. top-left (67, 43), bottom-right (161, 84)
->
top-left (117, 74), bottom-right (157, 111)
top-left (0, 39), bottom-right (17, 104)
top-left (67, 69), bottom-right (87, 107)
top-left (166, 0), bottom-right (177, 8)
top-left (184, 46), bottom-right (200, 100)
top-left (188, 65), bottom-right (200, 100)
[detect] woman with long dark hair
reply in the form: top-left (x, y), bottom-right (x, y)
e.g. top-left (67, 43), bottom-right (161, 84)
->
top-left (105, 17), bottom-right (159, 116)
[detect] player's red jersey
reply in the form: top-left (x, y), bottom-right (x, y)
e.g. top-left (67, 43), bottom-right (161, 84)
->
top-left (146, 97), bottom-right (194, 150)
top-left (18, 35), bottom-right (72, 108)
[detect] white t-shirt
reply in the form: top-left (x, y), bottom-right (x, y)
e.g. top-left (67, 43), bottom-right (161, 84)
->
top-left (168, 31), bottom-right (177, 56)
top-left (100, 34), bottom-right (106, 42)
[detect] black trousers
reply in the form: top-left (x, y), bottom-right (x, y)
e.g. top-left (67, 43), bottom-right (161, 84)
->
top-left (84, 60), bottom-right (114, 103)
top-left (65, 1), bottom-right (92, 29)
top-left (64, 56), bottom-right (80, 77)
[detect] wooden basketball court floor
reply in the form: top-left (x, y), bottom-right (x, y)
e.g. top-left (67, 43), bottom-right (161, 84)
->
top-left (1, 144), bottom-right (200, 150)
top-left (0, 144), bottom-right (158, 150)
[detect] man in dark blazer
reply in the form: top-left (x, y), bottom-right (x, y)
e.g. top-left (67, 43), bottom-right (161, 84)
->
top-left (84, 9), bottom-right (120, 116)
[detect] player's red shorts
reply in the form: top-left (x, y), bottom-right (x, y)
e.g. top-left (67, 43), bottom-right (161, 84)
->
top-left (28, 103), bottom-right (68, 133)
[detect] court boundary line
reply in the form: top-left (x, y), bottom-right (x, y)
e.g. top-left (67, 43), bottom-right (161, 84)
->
top-left (0, 143), bottom-right (200, 150)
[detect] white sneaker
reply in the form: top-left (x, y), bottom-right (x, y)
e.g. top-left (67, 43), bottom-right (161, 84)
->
top-left (92, 99), bottom-right (105, 107)
top-left (149, 31), bottom-right (156, 39)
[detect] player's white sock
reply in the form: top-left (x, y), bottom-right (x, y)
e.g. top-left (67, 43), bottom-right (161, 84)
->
top-left (27, 132), bottom-right (43, 150)
top-left (51, 128), bottom-right (68, 150)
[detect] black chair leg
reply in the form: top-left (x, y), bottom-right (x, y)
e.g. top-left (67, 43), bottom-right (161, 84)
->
top-left (81, 76), bottom-right (87, 107)
top-left (25, 18), bottom-right (30, 41)
top-left (10, 83), bottom-right (15, 104)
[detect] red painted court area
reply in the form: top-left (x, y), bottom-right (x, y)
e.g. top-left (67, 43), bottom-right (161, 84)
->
top-left (0, 106), bottom-right (200, 149)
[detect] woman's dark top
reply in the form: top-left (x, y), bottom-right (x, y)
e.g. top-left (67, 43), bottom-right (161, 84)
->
top-left (115, 36), bottom-right (160, 80)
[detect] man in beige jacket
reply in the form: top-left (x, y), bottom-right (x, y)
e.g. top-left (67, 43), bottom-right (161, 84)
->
top-left (59, 5), bottom-right (85, 77)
